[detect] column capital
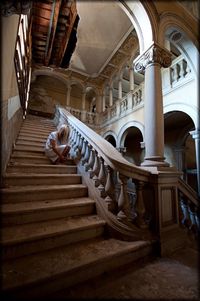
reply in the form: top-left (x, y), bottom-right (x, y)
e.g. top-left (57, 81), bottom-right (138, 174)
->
top-left (190, 129), bottom-right (200, 140)
top-left (134, 43), bottom-right (172, 74)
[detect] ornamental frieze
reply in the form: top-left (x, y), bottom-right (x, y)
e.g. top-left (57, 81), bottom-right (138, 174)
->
top-left (134, 43), bottom-right (172, 73)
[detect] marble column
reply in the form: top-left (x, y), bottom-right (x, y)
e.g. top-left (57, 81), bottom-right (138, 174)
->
top-left (134, 43), bottom-right (172, 167)
top-left (118, 77), bottom-right (122, 100)
top-left (190, 129), bottom-right (200, 197)
top-left (66, 85), bottom-right (71, 107)
top-left (82, 90), bottom-right (86, 110)
top-left (129, 67), bottom-right (134, 91)
top-left (109, 84), bottom-right (113, 107)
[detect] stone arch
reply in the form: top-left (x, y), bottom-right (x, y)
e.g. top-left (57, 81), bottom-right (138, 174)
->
top-left (103, 131), bottom-right (117, 148)
top-left (164, 103), bottom-right (198, 130)
top-left (118, 1), bottom-right (154, 52)
top-left (158, 12), bottom-right (199, 50)
top-left (117, 121), bottom-right (144, 148)
top-left (158, 15), bottom-right (199, 77)
top-left (31, 69), bottom-right (69, 87)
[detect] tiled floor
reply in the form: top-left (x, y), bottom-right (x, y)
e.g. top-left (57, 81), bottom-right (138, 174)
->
top-left (54, 247), bottom-right (199, 300)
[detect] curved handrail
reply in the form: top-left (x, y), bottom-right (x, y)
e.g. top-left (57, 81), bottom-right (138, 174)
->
top-left (59, 107), bottom-right (150, 182)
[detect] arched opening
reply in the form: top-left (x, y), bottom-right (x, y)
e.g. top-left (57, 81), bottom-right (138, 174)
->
top-left (105, 135), bottom-right (116, 148)
top-left (122, 126), bottom-right (144, 165)
top-left (164, 111), bottom-right (197, 191)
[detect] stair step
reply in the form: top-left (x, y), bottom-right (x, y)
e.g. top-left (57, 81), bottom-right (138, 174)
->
top-left (2, 184), bottom-right (88, 202)
top-left (21, 123), bottom-right (56, 130)
top-left (16, 136), bottom-right (46, 143)
top-left (18, 130), bottom-right (50, 138)
top-left (7, 162), bottom-right (76, 174)
top-left (10, 154), bottom-right (52, 164)
top-left (3, 173), bottom-right (82, 186)
top-left (2, 198), bottom-right (96, 225)
top-left (14, 144), bottom-right (45, 152)
top-left (1, 238), bottom-right (153, 297)
top-left (1, 215), bottom-right (106, 259)
top-left (16, 140), bottom-right (46, 147)
top-left (19, 127), bottom-right (54, 135)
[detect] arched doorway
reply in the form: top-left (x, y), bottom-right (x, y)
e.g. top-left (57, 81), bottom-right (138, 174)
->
top-left (164, 111), bottom-right (197, 191)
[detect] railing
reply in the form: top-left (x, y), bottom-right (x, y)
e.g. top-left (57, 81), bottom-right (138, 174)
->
top-left (169, 55), bottom-right (192, 87)
top-left (178, 178), bottom-right (200, 237)
top-left (55, 106), bottom-right (152, 240)
top-left (100, 85), bottom-right (144, 126)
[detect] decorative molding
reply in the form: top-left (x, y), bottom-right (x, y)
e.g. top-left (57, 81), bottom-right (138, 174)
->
top-left (1, 0), bottom-right (32, 16)
top-left (134, 43), bottom-right (172, 74)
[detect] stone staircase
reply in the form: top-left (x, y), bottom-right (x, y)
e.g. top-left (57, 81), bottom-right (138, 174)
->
top-left (1, 114), bottom-right (153, 299)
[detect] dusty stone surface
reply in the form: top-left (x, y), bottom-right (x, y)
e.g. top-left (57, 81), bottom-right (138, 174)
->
top-left (54, 247), bottom-right (199, 300)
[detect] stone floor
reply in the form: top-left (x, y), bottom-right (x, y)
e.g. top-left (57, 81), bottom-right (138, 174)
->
top-left (53, 247), bottom-right (199, 300)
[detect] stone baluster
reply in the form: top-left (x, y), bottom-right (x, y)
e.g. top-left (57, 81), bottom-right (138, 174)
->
top-left (98, 157), bottom-right (106, 198)
top-left (76, 135), bottom-right (84, 160)
top-left (82, 141), bottom-right (89, 165)
top-left (85, 145), bottom-right (93, 172)
top-left (92, 151), bottom-right (100, 186)
top-left (74, 133), bottom-right (81, 155)
top-left (69, 127), bottom-right (75, 144)
top-left (71, 130), bottom-right (78, 149)
top-left (88, 149), bottom-right (96, 177)
top-left (179, 59), bottom-right (184, 79)
top-left (185, 62), bottom-right (191, 76)
top-left (188, 203), bottom-right (197, 233)
top-left (135, 181), bottom-right (148, 228)
top-left (81, 138), bottom-right (86, 158)
top-left (179, 198), bottom-right (190, 227)
top-left (82, 142), bottom-right (90, 166)
top-left (117, 174), bottom-right (132, 221)
top-left (104, 165), bottom-right (117, 212)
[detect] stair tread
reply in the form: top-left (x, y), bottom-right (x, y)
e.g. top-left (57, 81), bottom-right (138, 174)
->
top-left (2, 215), bottom-right (105, 245)
top-left (4, 173), bottom-right (80, 179)
top-left (2, 197), bottom-right (95, 214)
top-left (8, 162), bottom-right (75, 168)
top-left (2, 184), bottom-right (87, 193)
top-left (2, 238), bottom-right (151, 290)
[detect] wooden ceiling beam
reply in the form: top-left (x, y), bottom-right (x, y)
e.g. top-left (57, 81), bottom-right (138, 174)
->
top-left (44, 0), bottom-right (62, 66)
top-left (56, 1), bottom-right (78, 66)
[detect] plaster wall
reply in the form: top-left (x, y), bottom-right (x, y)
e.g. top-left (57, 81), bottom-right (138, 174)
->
top-left (1, 15), bottom-right (23, 177)
top-left (163, 79), bottom-right (198, 127)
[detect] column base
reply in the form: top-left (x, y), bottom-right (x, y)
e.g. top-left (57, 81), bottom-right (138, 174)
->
top-left (141, 156), bottom-right (170, 168)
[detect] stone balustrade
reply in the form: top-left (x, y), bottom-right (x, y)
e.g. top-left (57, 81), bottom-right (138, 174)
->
top-left (56, 106), bottom-right (152, 240)
top-left (169, 55), bottom-right (191, 86)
